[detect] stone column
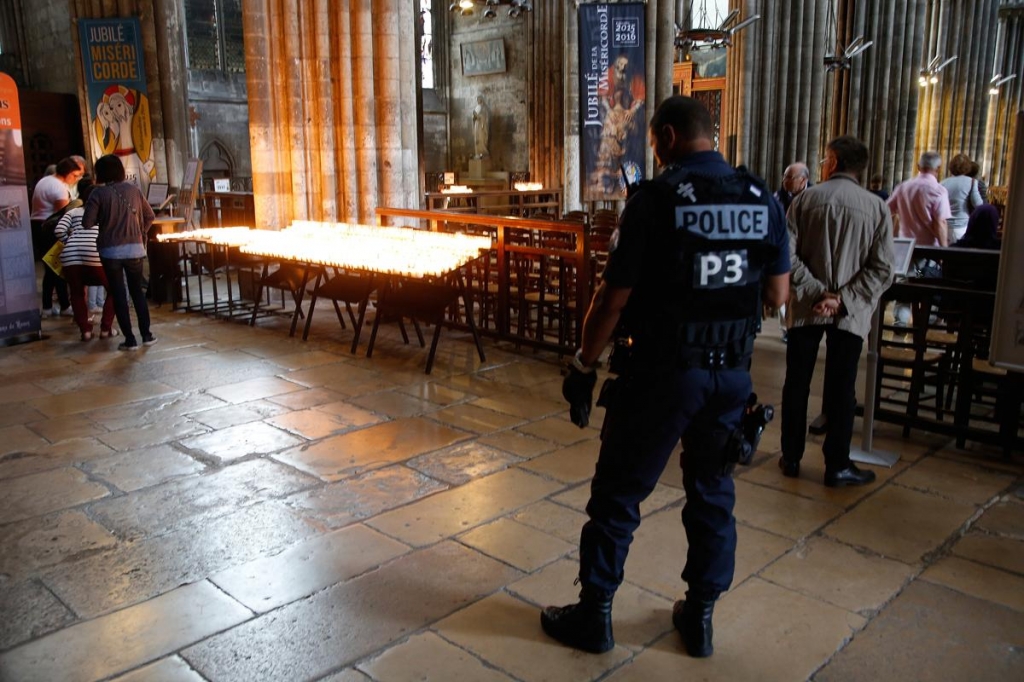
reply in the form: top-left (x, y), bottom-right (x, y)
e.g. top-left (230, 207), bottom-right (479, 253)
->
top-left (243, 0), bottom-right (420, 229)
top-left (152, 0), bottom-right (189, 189)
top-left (527, 0), bottom-right (565, 193)
top-left (563, 4), bottom-right (581, 212)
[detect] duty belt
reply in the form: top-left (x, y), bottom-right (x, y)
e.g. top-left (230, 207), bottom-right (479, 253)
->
top-left (677, 336), bottom-right (755, 370)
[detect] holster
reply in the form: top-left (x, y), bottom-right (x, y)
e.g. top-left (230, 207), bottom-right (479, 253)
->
top-left (683, 426), bottom-right (749, 478)
top-left (596, 377), bottom-right (619, 441)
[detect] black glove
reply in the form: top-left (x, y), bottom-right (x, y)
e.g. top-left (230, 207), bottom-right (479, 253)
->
top-left (562, 365), bottom-right (597, 428)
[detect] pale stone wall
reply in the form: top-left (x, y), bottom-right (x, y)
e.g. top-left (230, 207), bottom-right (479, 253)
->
top-left (448, 14), bottom-right (530, 177)
top-left (23, 0), bottom-right (75, 94)
top-left (243, 0), bottom-right (421, 229)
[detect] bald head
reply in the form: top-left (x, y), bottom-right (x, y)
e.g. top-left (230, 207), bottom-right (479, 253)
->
top-left (782, 163), bottom-right (809, 194)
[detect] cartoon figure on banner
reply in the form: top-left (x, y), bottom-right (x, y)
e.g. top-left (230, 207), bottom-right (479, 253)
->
top-left (92, 84), bottom-right (155, 193)
top-left (588, 53), bottom-right (646, 197)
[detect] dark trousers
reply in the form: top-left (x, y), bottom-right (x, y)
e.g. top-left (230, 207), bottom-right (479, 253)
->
top-left (101, 257), bottom-right (151, 344)
top-left (41, 267), bottom-right (70, 311)
top-left (781, 325), bottom-right (864, 471)
top-left (63, 265), bottom-right (116, 334)
top-left (32, 218), bottom-right (69, 311)
top-left (578, 366), bottom-right (751, 599)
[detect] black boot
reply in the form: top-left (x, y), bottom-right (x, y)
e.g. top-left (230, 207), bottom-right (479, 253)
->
top-left (672, 592), bottom-right (716, 658)
top-left (540, 586), bottom-right (614, 653)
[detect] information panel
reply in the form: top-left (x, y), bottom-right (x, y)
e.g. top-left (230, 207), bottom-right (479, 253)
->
top-left (0, 71), bottom-right (41, 343)
top-left (990, 110), bottom-right (1024, 372)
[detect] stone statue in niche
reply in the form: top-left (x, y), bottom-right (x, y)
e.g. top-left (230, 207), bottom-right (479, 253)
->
top-left (472, 95), bottom-right (490, 159)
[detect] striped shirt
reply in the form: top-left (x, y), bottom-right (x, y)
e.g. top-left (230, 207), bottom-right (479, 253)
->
top-left (55, 208), bottom-right (103, 268)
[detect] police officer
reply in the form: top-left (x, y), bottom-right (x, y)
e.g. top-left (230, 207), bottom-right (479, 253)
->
top-left (542, 96), bottom-right (790, 657)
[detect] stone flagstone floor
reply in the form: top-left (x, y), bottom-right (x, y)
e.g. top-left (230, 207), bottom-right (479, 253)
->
top-left (0, 301), bottom-right (1022, 682)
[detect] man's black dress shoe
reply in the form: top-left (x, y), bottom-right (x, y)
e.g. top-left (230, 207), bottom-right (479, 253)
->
top-left (779, 457), bottom-right (800, 478)
top-left (824, 463), bottom-right (876, 488)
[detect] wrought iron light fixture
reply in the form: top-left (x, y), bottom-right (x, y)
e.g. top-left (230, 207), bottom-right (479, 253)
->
top-left (824, 35), bottom-right (873, 72)
top-left (449, 0), bottom-right (533, 19)
top-left (918, 55), bottom-right (957, 86)
top-left (675, 7), bottom-right (760, 52)
top-left (989, 73), bottom-right (1016, 95)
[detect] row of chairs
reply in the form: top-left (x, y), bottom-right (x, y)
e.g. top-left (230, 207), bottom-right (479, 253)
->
top-left (875, 281), bottom-right (1021, 454)
top-left (459, 210), bottom-right (618, 350)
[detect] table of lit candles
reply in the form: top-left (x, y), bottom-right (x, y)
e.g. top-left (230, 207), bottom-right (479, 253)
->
top-left (155, 222), bottom-right (492, 371)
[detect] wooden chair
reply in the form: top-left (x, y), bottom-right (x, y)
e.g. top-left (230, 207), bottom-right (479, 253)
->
top-left (954, 357), bottom-right (1024, 454)
top-left (876, 294), bottom-right (950, 435)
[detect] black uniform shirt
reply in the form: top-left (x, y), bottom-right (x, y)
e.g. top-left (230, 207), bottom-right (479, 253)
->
top-left (602, 151), bottom-right (790, 290)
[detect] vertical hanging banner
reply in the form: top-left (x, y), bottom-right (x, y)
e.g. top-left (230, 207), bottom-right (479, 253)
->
top-left (0, 71), bottom-right (40, 343)
top-left (79, 17), bottom-right (155, 195)
top-left (578, 2), bottom-right (646, 203)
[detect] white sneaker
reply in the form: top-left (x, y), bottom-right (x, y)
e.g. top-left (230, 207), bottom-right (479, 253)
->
top-left (50, 304), bottom-right (61, 317)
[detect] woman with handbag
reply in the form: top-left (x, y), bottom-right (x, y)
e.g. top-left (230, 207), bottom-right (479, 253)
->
top-left (82, 155), bottom-right (156, 351)
top-left (940, 154), bottom-right (984, 242)
top-left (54, 178), bottom-right (117, 341)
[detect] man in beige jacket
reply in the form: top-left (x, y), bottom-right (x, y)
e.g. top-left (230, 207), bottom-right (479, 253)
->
top-left (780, 136), bottom-right (895, 487)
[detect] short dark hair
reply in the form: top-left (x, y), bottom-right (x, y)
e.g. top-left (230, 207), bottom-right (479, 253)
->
top-left (827, 136), bottom-right (869, 175)
top-left (55, 157), bottom-right (82, 177)
top-left (77, 176), bottom-right (95, 203)
top-left (649, 96), bottom-right (714, 143)
top-left (94, 154), bottom-right (126, 184)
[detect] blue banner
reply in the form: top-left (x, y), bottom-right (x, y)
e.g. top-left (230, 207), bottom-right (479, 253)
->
top-left (79, 17), bottom-right (156, 193)
top-left (578, 2), bottom-right (646, 202)
top-left (0, 71), bottom-right (41, 343)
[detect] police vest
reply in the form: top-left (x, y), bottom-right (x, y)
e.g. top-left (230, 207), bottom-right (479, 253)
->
top-left (622, 166), bottom-right (778, 360)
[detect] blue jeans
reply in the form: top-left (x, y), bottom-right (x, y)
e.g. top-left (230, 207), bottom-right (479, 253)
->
top-left (101, 257), bottom-right (150, 344)
top-left (578, 365), bottom-right (751, 598)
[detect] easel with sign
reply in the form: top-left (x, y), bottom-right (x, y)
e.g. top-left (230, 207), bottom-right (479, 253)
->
top-left (177, 158), bottom-right (202, 229)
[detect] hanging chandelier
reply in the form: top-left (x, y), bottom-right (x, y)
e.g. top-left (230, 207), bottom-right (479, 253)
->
top-left (675, 6), bottom-right (760, 52)
top-left (449, 0), bottom-right (533, 19)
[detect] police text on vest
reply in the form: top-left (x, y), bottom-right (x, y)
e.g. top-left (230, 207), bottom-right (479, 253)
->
top-left (676, 205), bottom-right (769, 239)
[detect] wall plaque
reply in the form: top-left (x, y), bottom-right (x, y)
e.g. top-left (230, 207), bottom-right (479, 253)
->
top-left (461, 39), bottom-right (506, 76)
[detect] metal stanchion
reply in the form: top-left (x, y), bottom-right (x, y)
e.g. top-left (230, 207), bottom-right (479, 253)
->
top-left (850, 303), bottom-right (900, 467)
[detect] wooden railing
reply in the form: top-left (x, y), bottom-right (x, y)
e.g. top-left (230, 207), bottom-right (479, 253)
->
top-left (423, 188), bottom-right (562, 219)
top-left (376, 207), bottom-right (592, 355)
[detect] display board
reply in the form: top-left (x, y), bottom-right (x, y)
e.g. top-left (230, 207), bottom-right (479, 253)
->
top-left (892, 237), bottom-right (916, 276)
top-left (0, 72), bottom-right (41, 344)
top-left (990, 110), bottom-right (1024, 372)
